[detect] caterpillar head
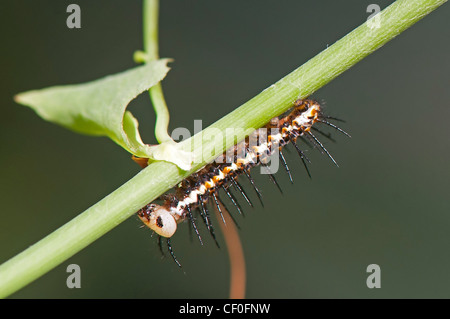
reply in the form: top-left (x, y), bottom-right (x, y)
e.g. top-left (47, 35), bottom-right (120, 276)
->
top-left (138, 204), bottom-right (177, 238)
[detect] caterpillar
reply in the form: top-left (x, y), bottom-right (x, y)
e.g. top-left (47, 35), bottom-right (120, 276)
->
top-left (135, 98), bottom-right (350, 266)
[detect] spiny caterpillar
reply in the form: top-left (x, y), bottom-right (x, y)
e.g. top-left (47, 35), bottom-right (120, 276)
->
top-left (135, 98), bottom-right (349, 266)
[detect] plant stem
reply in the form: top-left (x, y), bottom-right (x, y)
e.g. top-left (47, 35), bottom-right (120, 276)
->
top-left (215, 207), bottom-right (246, 299)
top-left (0, 0), bottom-right (446, 299)
top-left (144, 0), bottom-right (173, 144)
top-left (143, 0), bottom-right (159, 60)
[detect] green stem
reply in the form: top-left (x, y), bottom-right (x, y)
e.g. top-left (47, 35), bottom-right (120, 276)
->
top-left (0, 0), bottom-right (446, 299)
top-left (148, 84), bottom-right (172, 143)
top-left (144, 0), bottom-right (173, 144)
top-left (143, 0), bottom-right (159, 60)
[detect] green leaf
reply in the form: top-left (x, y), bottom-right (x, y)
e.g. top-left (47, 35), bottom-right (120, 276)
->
top-left (15, 59), bottom-right (171, 158)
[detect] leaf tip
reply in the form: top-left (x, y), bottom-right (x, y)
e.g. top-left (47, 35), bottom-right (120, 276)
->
top-left (13, 92), bottom-right (27, 105)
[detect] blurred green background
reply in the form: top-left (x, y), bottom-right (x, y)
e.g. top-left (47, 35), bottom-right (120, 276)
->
top-left (1, 0), bottom-right (449, 298)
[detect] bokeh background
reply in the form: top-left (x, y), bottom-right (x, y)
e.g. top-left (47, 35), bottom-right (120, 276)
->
top-left (1, 0), bottom-right (449, 298)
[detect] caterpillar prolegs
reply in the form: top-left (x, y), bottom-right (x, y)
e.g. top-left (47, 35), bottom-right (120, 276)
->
top-left (136, 98), bottom-right (350, 266)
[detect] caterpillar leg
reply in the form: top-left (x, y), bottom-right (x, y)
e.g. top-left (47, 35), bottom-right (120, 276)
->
top-left (166, 237), bottom-right (182, 268)
top-left (279, 150), bottom-right (294, 183)
top-left (260, 163), bottom-right (283, 193)
top-left (243, 168), bottom-right (264, 207)
top-left (186, 206), bottom-right (203, 245)
top-left (221, 186), bottom-right (244, 215)
top-left (212, 192), bottom-right (240, 229)
top-left (288, 135), bottom-right (312, 179)
top-left (198, 197), bottom-right (220, 248)
top-left (230, 176), bottom-right (253, 207)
